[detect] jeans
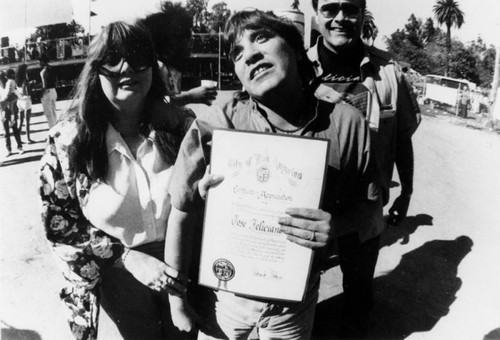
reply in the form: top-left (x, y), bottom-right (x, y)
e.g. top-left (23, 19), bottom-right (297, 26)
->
top-left (2, 101), bottom-right (22, 152)
top-left (97, 241), bottom-right (189, 340)
top-left (198, 276), bottom-right (319, 340)
top-left (338, 233), bottom-right (380, 338)
top-left (41, 88), bottom-right (57, 128)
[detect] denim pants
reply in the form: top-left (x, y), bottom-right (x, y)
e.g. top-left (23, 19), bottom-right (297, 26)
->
top-left (41, 88), bottom-right (57, 128)
top-left (2, 101), bottom-right (22, 152)
top-left (97, 241), bottom-right (190, 340)
top-left (338, 233), bottom-right (380, 338)
top-left (198, 276), bottom-right (319, 340)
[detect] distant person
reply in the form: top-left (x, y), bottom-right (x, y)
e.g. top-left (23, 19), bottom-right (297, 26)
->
top-left (470, 91), bottom-right (480, 115)
top-left (0, 69), bottom-right (23, 156)
top-left (459, 85), bottom-right (470, 118)
top-left (39, 54), bottom-right (58, 128)
top-left (309, 0), bottom-right (420, 337)
top-left (139, 2), bottom-right (217, 106)
top-left (38, 21), bottom-right (200, 340)
top-left (16, 64), bottom-right (34, 143)
top-left (490, 90), bottom-right (500, 130)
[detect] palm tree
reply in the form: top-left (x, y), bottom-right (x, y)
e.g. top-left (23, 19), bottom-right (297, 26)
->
top-left (433, 0), bottom-right (464, 76)
top-left (362, 9), bottom-right (378, 46)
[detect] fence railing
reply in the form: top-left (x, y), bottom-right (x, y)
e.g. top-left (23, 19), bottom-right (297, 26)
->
top-left (0, 36), bottom-right (92, 65)
top-left (0, 33), bottom-right (239, 91)
top-left (1, 33), bottom-right (226, 65)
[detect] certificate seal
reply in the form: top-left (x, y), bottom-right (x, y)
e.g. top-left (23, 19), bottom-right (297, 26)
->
top-left (213, 258), bottom-right (235, 281)
top-left (256, 165), bottom-right (270, 183)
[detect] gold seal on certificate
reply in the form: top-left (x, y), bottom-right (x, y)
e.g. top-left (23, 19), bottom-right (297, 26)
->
top-left (199, 129), bottom-right (329, 302)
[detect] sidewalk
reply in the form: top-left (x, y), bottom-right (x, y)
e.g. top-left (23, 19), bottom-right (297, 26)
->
top-left (420, 103), bottom-right (500, 134)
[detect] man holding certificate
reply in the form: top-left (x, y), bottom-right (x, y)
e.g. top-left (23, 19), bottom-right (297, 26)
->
top-left (165, 10), bottom-right (376, 339)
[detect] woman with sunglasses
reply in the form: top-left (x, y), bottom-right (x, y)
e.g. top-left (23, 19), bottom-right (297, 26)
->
top-left (39, 21), bottom-right (197, 340)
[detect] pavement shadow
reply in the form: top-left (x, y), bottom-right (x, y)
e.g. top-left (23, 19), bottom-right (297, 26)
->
top-left (368, 236), bottom-right (473, 339)
top-left (381, 214), bottom-right (434, 248)
top-left (1, 150), bottom-right (44, 167)
top-left (484, 328), bottom-right (500, 340)
top-left (313, 236), bottom-right (473, 339)
top-left (320, 214), bottom-right (434, 272)
top-left (1, 324), bottom-right (42, 340)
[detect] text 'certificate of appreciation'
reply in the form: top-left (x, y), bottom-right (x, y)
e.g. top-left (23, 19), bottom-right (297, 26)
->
top-left (199, 129), bottom-right (329, 302)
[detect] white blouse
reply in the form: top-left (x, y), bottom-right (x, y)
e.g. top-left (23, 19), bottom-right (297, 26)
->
top-left (82, 124), bottom-right (172, 247)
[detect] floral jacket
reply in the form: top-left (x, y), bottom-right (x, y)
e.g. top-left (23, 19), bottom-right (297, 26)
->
top-left (39, 106), bottom-right (195, 340)
top-left (39, 115), bottom-right (123, 340)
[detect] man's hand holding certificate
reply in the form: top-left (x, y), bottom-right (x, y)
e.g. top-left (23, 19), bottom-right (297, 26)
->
top-left (199, 130), bottom-right (329, 302)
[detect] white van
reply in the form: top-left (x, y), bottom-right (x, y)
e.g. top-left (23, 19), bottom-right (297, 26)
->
top-left (423, 74), bottom-right (476, 109)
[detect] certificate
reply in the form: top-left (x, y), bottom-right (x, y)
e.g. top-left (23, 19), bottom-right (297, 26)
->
top-left (199, 129), bottom-right (329, 302)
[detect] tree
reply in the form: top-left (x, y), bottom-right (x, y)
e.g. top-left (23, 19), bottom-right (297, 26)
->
top-left (31, 20), bottom-right (84, 42)
top-left (404, 14), bottom-right (423, 49)
top-left (385, 13), bottom-right (492, 87)
top-left (448, 41), bottom-right (479, 84)
top-left (385, 27), bottom-right (432, 75)
top-left (141, 2), bottom-right (193, 69)
top-left (186, 0), bottom-right (209, 32)
top-left (207, 2), bottom-right (231, 33)
top-left (385, 14), bottom-right (433, 74)
top-left (422, 18), bottom-right (436, 44)
top-left (291, 0), bottom-right (300, 10)
top-left (467, 37), bottom-right (496, 87)
top-left (433, 0), bottom-right (465, 76)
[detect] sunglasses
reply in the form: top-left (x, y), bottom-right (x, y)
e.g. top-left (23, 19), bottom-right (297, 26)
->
top-left (319, 2), bottom-right (361, 19)
top-left (94, 49), bottom-right (153, 77)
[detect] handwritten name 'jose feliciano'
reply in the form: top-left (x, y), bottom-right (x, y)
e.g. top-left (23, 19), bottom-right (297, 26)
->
top-left (231, 214), bottom-right (281, 234)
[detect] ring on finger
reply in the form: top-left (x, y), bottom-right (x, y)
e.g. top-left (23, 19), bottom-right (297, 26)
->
top-left (159, 276), bottom-right (167, 285)
top-left (309, 231), bottom-right (316, 241)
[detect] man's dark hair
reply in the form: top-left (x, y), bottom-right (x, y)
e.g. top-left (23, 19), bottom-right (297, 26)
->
top-left (15, 63), bottom-right (29, 85)
top-left (0, 71), bottom-right (6, 86)
top-left (138, 2), bottom-right (192, 70)
top-left (312, 0), bottom-right (366, 12)
top-left (223, 10), bottom-right (315, 88)
top-left (5, 68), bottom-right (15, 79)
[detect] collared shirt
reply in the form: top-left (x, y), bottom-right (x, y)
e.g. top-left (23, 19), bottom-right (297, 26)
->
top-left (169, 85), bottom-right (382, 243)
top-left (0, 79), bottom-right (17, 102)
top-left (82, 124), bottom-right (172, 247)
top-left (308, 37), bottom-right (420, 201)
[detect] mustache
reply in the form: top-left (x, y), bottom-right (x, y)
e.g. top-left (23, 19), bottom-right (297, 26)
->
top-left (328, 21), bottom-right (357, 31)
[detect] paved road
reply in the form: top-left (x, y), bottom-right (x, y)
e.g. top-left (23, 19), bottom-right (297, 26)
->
top-left (1, 97), bottom-right (499, 340)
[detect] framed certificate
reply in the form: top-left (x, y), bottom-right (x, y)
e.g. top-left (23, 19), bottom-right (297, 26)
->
top-left (199, 129), bottom-right (329, 302)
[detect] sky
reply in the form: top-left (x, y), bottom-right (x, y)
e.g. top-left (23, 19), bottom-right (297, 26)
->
top-left (1, 0), bottom-right (499, 48)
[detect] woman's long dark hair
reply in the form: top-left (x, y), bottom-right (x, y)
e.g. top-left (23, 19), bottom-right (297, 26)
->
top-left (69, 21), bottom-right (166, 182)
top-left (139, 2), bottom-right (193, 71)
top-left (15, 64), bottom-right (29, 87)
